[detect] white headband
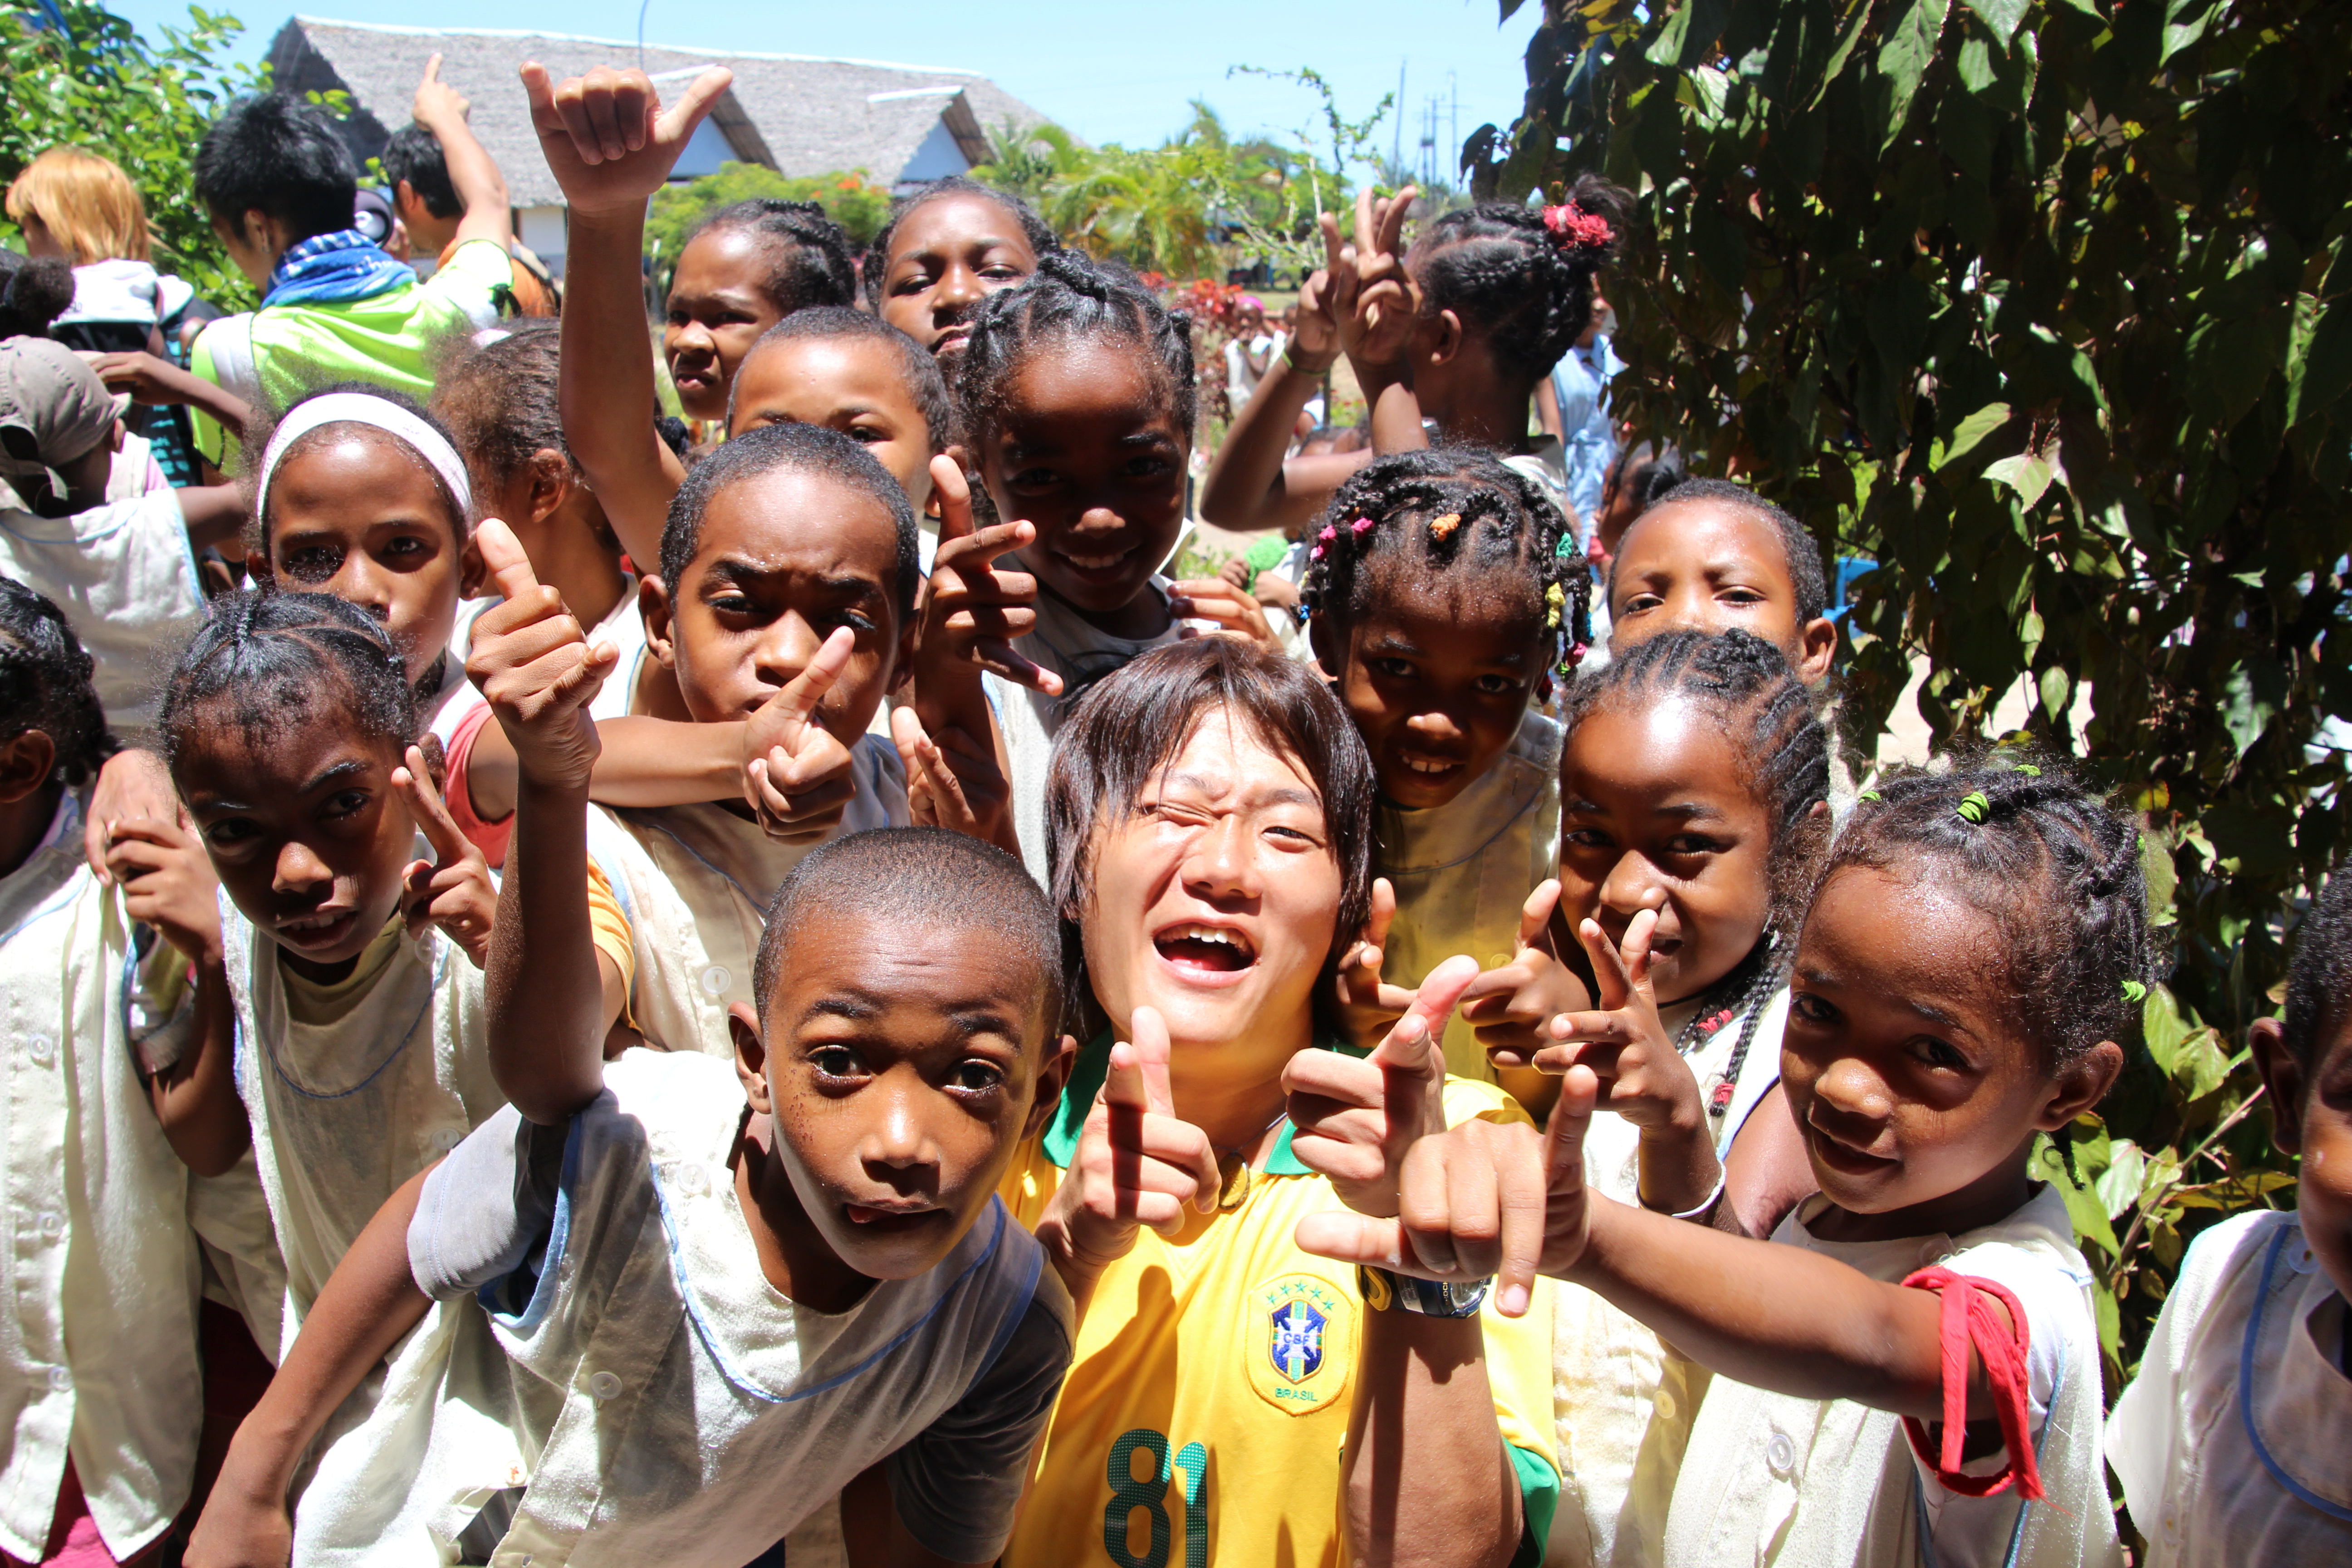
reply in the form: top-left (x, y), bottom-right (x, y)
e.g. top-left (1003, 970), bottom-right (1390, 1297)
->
top-left (255, 392), bottom-right (473, 527)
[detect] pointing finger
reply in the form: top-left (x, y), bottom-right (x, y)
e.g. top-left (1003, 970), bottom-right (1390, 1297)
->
top-left (763, 626), bottom-right (855, 732)
top-left (1364, 877), bottom-right (1396, 953)
top-left (1375, 184), bottom-right (1420, 257)
top-left (1577, 916), bottom-right (1636, 1010)
top-left (1517, 879), bottom-right (1561, 950)
top-left (930, 455), bottom-right (974, 543)
top-left (392, 746), bottom-right (472, 869)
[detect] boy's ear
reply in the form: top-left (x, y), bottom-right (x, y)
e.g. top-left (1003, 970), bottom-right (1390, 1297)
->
top-left (457, 532), bottom-right (487, 600)
top-left (1795, 616), bottom-right (1838, 684)
top-left (640, 575), bottom-right (678, 669)
top-left (0, 730), bottom-right (57, 807)
top-left (1023, 1033), bottom-right (1079, 1139)
top-left (2039, 1039), bottom-right (2125, 1132)
top-left (2250, 1017), bottom-right (2305, 1156)
top-left (730, 1002), bottom-right (774, 1114)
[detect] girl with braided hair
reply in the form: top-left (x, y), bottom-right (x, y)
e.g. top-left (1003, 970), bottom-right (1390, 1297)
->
top-left (1306, 755), bottom-right (2141, 1568)
top-left (0, 577), bottom-right (216, 1565)
top-left (1301, 448), bottom-right (1590, 1093)
top-left (1199, 176), bottom-right (1628, 546)
top-left (1454, 625), bottom-right (1830, 1565)
top-left (911, 247), bottom-right (1281, 880)
top-left (145, 591), bottom-right (634, 1377)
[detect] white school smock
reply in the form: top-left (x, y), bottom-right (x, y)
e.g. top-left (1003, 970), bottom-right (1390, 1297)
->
top-left (0, 490), bottom-right (205, 735)
top-left (0, 791), bottom-right (204, 1562)
top-left (220, 895), bottom-right (502, 1339)
top-left (2107, 1208), bottom-right (2352, 1565)
top-left (1375, 708), bottom-right (1561, 1083)
top-left (296, 1050), bottom-right (1066, 1567)
top-left (984, 579), bottom-right (1181, 884)
top-left (1548, 984), bottom-right (1791, 1568)
top-left (1662, 1183), bottom-right (2120, 1568)
top-left (583, 578), bottom-right (648, 724)
top-left (584, 735), bottom-right (908, 1057)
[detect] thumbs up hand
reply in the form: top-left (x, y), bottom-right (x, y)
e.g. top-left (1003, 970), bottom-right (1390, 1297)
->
top-left (1034, 1007), bottom-right (1221, 1287)
top-left (464, 518), bottom-right (617, 795)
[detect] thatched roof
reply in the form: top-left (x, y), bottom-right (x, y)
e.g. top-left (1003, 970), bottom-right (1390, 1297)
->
top-left (269, 16), bottom-right (1056, 207)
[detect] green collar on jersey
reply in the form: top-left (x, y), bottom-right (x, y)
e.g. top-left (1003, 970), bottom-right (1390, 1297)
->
top-left (1038, 1028), bottom-right (1369, 1174)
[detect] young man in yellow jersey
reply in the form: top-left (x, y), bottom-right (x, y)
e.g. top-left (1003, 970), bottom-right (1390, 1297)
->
top-left (999, 637), bottom-right (1559, 1568)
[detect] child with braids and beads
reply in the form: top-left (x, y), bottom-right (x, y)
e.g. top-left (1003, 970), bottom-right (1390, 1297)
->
top-left (1301, 449), bottom-right (1589, 1094)
top-left (915, 248), bottom-right (1279, 879)
top-left (1451, 626), bottom-right (1832, 1567)
top-left (0, 579), bottom-right (211, 1566)
top-left (1305, 758), bottom-right (2138, 1568)
top-left (2106, 864), bottom-right (2352, 1563)
top-left (1200, 177), bottom-right (1628, 545)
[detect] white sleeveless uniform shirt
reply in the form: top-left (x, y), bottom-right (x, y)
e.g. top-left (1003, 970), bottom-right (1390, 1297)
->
top-left (295, 1051), bottom-right (1058, 1567)
top-left (584, 735), bottom-right (907, 1058)
top-left (220, 892), bottom-right (502, 1338)
top-left (0, 792), bottom-right (203, 1562)
top-left (1662, 1183), bottom-right (2120, 1568)
top-left (1548, 985), bottom-right (1791, 1568)
top-left (2107, 1209), bottom-right (2352, 1565)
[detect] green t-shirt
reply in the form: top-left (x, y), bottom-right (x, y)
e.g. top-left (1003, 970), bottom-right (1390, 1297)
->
top-left (189, 238), bottom-right (514, 469)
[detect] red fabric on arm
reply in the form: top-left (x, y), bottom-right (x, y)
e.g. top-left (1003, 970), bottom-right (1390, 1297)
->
top-left (1898, 1266), bottom-right (2044, 1501)
top-left (441, 701), bottom-right (514, 869)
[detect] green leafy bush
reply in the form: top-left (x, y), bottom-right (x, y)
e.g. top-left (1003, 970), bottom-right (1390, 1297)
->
top-left (1475, 0), bottom-right (2350, 1396)
top-left (0, 0), bottom-right (268, 309)
top-left (645, 163), bottom-right (893, 281)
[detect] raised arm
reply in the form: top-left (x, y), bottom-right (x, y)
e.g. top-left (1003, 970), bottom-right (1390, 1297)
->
top-left (466, 520), bottom-right (621, 1123)
top-left (411, 54), bottom-right (514, 253)
top-left (525, 60), bottom-right (730, 569)
top-left (1196, 257), bottom-right (1370, 533)
top-left (184, 1167), bottom-right (435, 1568)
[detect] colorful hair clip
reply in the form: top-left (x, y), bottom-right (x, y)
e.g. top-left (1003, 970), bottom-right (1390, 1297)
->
top-left (2121, 979), bottom-right (2148, 1003)
top-left (1317, 524), bottom-right (1337, 544)
top-left (2013, 763), bottom-right (2042, 777)
top-left (1309, 544), bottom-right (1327, 560)
top-left (1540, 201), bottom-right (1614, 251)
top-left (1429, 512), bottom-right (1461, 542)
top-left (1350, 515), bottom-right (1376, 536)
top-left (1956, 791), bottom-right (1991, 823)
top-left (1858, 789), bottom-right (1883, 802)
top-left (1545, 581), bottom-right (1566, 630)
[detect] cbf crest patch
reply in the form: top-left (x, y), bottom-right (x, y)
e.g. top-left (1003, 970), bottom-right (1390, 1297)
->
top-left (1246, 1274), bottom-right (1354, 1416)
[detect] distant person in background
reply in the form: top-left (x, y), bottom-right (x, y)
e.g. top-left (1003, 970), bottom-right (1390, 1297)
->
top-left (4, 145), bottom-right (218, 484)
top-left (381, 56), bottom-right (557, 316)
top-left (1536, 284), bottom-right (1624, 531)
top-left (1591, 440), bottom-right (1687, 560)
top-left (350, 185), bottom-right (412, 264)
top-left (1223, 292), bottom-right (1280, 413)
top-left (185, 63), bottom-right (519, 471)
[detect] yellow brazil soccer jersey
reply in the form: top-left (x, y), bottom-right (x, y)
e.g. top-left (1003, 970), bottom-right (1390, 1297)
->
top-left (999, 1033), bottom-right (1561, 1568)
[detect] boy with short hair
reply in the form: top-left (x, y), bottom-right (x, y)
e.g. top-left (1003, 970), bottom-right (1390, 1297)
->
top-left (185, 579), bottom-right (1077, 1566)
top-left (380, 56), bottom-right (556, 317)
top-left (186, 72), bottom-right (518, 469)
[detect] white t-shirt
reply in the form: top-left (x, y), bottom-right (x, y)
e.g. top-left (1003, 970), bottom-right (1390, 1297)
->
top-left (2108, 1208), bottom-right (2352, 1565)
top-left (984, 580), bottom-right (1181, 885)
top-left (1664, 1183), bottom-right (2121, 1568)
top-left (293, 1050), bottom-right (1070, 1567)
top-left (585, 736), bottom-right (909, 1057)
top-left (0, 791), bottom-right (203, 1563)
top-left (1225, 331), bottom-right (1283, 411)
top-left (1548, 982), bottom-right (1791, 1568)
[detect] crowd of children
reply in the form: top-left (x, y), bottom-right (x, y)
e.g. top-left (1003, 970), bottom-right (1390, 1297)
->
top-left (0, 44), bottom-right (2341, 1568)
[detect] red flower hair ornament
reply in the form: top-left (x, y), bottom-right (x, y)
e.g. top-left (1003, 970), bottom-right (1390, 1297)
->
top-left (1542, 201), bottom-right (1614, 253)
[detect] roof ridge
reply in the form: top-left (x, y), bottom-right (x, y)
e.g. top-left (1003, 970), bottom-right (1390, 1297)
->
top-left (288, 15), bottom-right (988, 79)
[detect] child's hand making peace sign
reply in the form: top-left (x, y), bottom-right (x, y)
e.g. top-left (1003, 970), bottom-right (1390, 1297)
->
top-left (913, 456), bottom-right (1063, 699)
top-left (1534, 906), bottom-right (1721, 1216)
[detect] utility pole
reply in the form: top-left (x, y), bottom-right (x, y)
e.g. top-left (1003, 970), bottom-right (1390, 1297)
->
top-left (1393, 59), bottom-right (1407, 174)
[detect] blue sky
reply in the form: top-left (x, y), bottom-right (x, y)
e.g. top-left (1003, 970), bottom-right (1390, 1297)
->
top-left (104, 0), bottom-right (1547, 180)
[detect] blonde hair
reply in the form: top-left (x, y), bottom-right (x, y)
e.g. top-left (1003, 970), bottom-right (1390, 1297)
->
top-left (5, 147), bottom-right (151, 265)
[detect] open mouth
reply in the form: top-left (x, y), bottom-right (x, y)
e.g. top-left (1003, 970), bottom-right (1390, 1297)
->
top-left (1153, 920), bottom-right (1259, 979)
top-left (1050, 544), bottom-right (1139, 584)
top-left (844, 1203), bottom-right (946, 1233)
top-left (1396, 751), bottom-right (1464, 779)
top-left (274, 907), bottom-right (359, 953)
top-left (931, 323), bottom-right (972, 354)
